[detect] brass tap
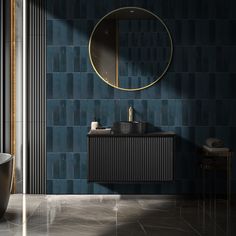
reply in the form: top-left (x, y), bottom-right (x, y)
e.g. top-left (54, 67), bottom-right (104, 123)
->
top-left (128, 106), bottom-right (133, 122)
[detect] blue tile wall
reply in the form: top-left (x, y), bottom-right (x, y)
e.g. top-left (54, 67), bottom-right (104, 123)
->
top-left (46, 0), bottom-right (236, 194)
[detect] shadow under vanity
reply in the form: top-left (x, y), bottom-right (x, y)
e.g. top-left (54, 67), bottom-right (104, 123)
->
top-left (88, 130), bottom-right (175, 183)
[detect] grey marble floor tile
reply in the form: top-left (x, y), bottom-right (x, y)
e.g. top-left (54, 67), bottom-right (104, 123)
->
top-left (0, 194), bottom-right (236, 236)
top-left (0, 230), bottom-right (16, 236)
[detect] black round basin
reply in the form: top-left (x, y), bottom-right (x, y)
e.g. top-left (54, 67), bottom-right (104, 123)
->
top-left (0, 154), bottom-right (13, 219)
top-left (112, 121), bottom-right (146, 135)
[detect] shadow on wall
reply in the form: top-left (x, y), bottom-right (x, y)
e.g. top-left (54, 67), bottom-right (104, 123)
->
top-left (34, 0), bottom-right (236, 101)
top-left (35, 0), bottom-right (236, 194)
top-left (36, 0), bottom-right (178, 91)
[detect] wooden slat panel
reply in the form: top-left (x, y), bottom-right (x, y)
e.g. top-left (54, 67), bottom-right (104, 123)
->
top-left (27, 0), bottom-right (46, 194)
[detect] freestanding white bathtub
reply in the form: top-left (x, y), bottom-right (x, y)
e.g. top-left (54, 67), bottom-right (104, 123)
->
top-left (0, 154), bottom-right (13, 218)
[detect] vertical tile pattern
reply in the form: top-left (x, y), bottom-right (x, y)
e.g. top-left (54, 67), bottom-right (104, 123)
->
top-left (46, 0), bottom-right (236, 194)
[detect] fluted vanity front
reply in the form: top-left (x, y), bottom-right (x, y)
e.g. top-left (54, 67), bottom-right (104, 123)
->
top-left (88, 132), bottom-right (175, 183)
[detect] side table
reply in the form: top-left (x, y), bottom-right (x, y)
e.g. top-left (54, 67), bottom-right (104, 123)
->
top-left (199, 148), bottom-right (233, 235)
top-left (200, 148), bottom-right (232, 202)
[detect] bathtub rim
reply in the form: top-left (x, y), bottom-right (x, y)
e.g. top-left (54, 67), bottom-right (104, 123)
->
top-left (0, 153), bottom-right (13, 165)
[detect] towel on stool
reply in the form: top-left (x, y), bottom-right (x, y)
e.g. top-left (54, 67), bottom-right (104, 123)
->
top-left (206, 138), bottom-right (224, 148)
top-left (203, 145), bottom-right (229, 153)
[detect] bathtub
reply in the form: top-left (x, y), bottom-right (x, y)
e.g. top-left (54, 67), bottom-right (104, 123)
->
top-left (0, 154), bottom-right (13, 218)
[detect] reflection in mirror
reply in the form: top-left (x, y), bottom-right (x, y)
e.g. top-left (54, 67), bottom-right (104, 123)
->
top-left (89, 7), bottom-right (173, 91)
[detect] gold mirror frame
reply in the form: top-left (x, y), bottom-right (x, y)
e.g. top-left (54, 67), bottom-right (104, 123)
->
top-left (88, 7), bottom-right (173, 91)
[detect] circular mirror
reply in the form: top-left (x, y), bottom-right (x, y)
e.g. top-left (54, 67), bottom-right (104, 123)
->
top-left (89, 7), bottom-right (173, 91)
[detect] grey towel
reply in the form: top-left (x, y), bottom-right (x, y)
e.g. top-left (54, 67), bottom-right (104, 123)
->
top-left (206, 138), bottom-right (224, 148)
top-left (203, 145), bottom-right (229, 153)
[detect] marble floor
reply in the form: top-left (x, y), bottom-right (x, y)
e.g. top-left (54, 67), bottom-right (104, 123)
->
top-left (0, 195), bottom-right (235, 236)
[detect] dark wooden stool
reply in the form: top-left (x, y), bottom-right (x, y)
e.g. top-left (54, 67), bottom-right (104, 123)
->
top-left (199, 148), bottom-right (233, 235)
top-left (200, 148), bottom-right (233, 202)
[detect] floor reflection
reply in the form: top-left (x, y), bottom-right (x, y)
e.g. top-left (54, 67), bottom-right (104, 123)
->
top-left (0, 194), bottom-right (235, 236)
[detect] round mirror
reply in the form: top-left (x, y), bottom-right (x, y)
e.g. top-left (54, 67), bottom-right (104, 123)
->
top-left (89, 7), bottom-right (173, 91)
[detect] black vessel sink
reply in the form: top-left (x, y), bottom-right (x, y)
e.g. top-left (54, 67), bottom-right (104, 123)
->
top-left (112, 121), bottom-right (146, 135)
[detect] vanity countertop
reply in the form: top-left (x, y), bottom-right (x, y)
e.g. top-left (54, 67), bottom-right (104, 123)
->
top-left (87, 131), bottom-right (176, 137)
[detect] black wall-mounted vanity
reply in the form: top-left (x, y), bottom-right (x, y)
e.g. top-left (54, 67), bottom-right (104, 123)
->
top-left (88, 132), bottom-right (175, 183)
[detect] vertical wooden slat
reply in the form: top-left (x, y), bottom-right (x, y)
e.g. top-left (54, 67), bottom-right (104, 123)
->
top-left (10, 0), bottom-right (16, 193)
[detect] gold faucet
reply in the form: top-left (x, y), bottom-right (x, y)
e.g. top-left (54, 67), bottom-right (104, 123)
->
top-left (128, 106), bottom-right (134, 122)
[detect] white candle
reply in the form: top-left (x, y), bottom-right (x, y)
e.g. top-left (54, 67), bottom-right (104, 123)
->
top-left (91, 121), bottom-right (99, 130)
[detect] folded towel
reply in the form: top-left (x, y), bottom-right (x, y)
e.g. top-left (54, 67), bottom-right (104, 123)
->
top-left (206, 138), bottom-right (224, 148)
top-left (89, 128), bottom-right (112, 135)
top-left (203, 145), bottom-right (229, 153)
